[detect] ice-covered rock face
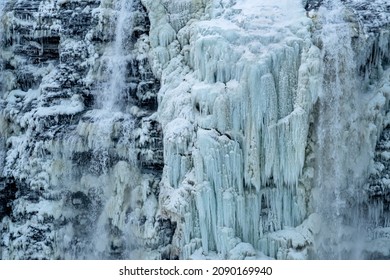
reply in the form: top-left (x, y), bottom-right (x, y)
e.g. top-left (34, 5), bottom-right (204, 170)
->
top-left (143, 0), bottom-right (390, 260)
top-left (0, 0), bottom-right (168, 259)
top-left (1, 0), bottom-right (390, 260)
top-left (142, 0), bottom-right (319, 259)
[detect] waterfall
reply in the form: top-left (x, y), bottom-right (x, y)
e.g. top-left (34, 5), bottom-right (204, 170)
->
top-left (99, 0), bottom-right (134, 111)
top-left (88, 0), bottom-right (136, 158)
top-left (90, 0), bottom-right (137, 259)
top-left (313, 0), bottom-right (370, 259)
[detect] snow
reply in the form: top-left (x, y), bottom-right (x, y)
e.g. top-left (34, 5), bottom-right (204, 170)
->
top-left (2, 0), bottom-right (390, 260)
top-left (35, 95), bottom-right (85, 117)
top-left (381, 151), bottom-right (390, 161)
top-left (228, 242), bottom-right (256, 260)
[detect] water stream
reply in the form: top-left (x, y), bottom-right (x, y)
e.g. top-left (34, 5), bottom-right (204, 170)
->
top-left (99, 0), bottom-right (134, 111)
top-left (87, 0), bottom-right (137, 259)
top-left (314, 0), bottom-right (369, 259)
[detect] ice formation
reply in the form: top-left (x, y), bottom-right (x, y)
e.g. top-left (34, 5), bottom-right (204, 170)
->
top-left (1, 0), bottom-right (390, 259)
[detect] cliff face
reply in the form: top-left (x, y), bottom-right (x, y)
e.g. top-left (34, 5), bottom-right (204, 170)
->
top-left (1, 0), bottom-right (390, 260)
top-left (0, 0), bottom-right (168, 259)
top-left (141, 0), bottom-right (317, 259)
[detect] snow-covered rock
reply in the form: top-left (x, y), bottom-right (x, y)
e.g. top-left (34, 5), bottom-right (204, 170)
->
top-left (1, 0), bottom-right (390, 260)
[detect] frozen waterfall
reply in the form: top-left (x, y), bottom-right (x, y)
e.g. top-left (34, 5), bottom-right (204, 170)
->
top-left (1, 0), bottom-right (390, 260)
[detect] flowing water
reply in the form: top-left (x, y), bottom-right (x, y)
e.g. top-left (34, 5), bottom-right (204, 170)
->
top-left (314, 0), bottom-right (370, 259)
top-left (87, 0), bottom-right (137, 259)
top-left (99, 0), bottom-right (134, 111)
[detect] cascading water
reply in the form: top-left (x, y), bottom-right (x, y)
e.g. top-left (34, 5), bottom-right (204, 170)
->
top-left (84, 0), bottom-right (137, 258)
top-left (313, 0), bottom-right (371, 259)
top-left (87, 0), bottom-right (136, 166)
top-left (99, 0), bottom-right (134, 111)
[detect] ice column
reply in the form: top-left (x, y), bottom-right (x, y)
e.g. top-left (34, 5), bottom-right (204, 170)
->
top-left (187, 16), bottom-right (312, 258)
